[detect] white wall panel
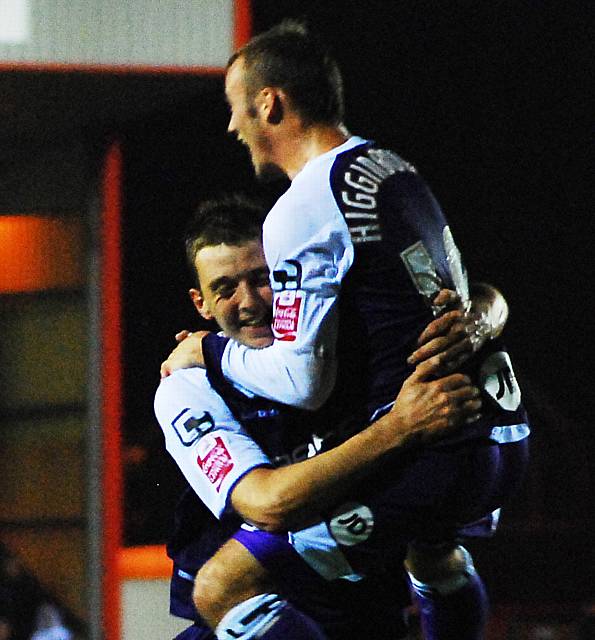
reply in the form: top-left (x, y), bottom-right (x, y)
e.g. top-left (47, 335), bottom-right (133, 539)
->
top-left (0, 0), bottom-right (234, 67)
top-left (122, 579), bottom-right (189, 640)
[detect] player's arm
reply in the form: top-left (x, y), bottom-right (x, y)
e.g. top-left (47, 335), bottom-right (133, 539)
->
top-left (154, 371), bottom-right (272, 519)
top-left (408, 283), bottom-right (509, 370)
top-left (469, 282), bottom-right (509, 338)
top-left (160, 212), bottom-right (343, 408)
top-left (207, 197), bottom-right (350, 410)
top-left (230, 357), bottom-right (481, 532)
top-left (161, 283), bottom-right (508, 379)
top-left (156, 353), bottom-right (479, 532)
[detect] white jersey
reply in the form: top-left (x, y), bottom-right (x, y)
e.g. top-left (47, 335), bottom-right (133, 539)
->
top-left (156, 369), bottom-right (361, 581)
top-left (209, 135), bottom-right (529, 441)
top-left (218, 137), bottom-right (366, 410)
top-left (154, 368), bottom-right (271, 518)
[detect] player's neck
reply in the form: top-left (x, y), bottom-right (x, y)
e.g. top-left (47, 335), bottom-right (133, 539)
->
top-left (281, 123), bottom-right (350, 180)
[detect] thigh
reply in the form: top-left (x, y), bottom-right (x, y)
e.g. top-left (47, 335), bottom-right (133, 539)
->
top-left (232, 526), bottom-right (410, 640)
top-left (170, 514), bottom-right (243, 621)
top-left (199, 536), bottom-right (274, 602)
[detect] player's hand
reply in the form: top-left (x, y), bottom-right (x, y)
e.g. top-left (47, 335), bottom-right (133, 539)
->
top-left (407, 289), bottom-right (493, 372)
top-left (160, 330), bottom-right (210, 378)
top-left (390, 355), bottom-right (482, 444)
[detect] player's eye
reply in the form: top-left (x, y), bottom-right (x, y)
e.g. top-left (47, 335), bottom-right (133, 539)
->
top-left (211, 280), bottom-right (236, 299)
top-left (253, 270), bottom-right (270, 288)
top-left (216, 286), bottom-right (235, 300)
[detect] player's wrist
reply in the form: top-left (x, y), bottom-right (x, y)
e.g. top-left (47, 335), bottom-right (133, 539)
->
top-left (371, 411), bottom-right (411, 452)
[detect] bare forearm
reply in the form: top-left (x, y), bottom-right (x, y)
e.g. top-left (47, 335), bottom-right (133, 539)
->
top-left (231, 363), bottom-right (479, 531)
top-left (231, 411), bottom-right (411, 531)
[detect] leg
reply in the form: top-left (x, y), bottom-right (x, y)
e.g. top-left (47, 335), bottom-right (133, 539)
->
top-left (332, 440), bottom-right (528, 639)
top-left (401, 439), bottom-right (528, 639)
top-left (193, 537), bottom-right (328, 640)
top-left (405, 542), bottom-right (488, 640)
top-left (193, 538), bottom-right (273, 628)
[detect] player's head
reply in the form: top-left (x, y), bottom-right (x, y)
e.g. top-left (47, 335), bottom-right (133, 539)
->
top-left (225, 20), bottom-right (344, 178)
top-left (185, 195), bottom-right (273, 348)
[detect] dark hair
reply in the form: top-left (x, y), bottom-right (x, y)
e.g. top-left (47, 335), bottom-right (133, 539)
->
top-left (229, 20), bottom-right (344, 127)
top-left (185, 194), bottom-right (267, 286)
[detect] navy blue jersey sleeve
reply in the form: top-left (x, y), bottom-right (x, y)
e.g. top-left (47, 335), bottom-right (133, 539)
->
top-left (202, 333), bottom-right (230, 381)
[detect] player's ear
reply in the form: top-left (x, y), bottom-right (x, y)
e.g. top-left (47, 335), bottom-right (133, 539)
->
top-left (189, 288), bottom-right (213, 321)
top-left (259, 87), bottom-right (284, 125)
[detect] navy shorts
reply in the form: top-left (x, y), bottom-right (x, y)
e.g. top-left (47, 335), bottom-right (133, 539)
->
top-left (234, 436), bottom-right (529, 580)
top-left (233, 528), bottom-right (410, 639)
top-left (327, 436), bottom-right (529, 574)
top-left (170, 493), bottom-right (409, 639)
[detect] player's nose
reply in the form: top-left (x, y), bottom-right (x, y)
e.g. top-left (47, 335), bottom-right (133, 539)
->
top-left (236, 282), bottom-right (261, 310)
top-left (227, 112), bottom-right (237, 135)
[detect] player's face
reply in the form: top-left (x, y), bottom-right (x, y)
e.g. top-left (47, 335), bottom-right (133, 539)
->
top-left (225, 58), bottom-right (276, 179)
top-left (191, 240), bottom-right (274, 348)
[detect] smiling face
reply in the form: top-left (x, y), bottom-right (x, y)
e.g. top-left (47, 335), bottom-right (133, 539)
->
top-left (225, 57), bottom-right (278, 179)
top-left (190, 240), bottom-right (274, 348)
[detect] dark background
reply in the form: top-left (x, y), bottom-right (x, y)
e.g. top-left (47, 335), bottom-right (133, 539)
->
top-left (120, 0), bottom-right (592, 617)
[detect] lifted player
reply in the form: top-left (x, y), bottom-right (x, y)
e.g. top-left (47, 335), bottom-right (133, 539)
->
top-left (161, 21), bottom-right (529, 640)
top-left (158, 196), bottom-right (513, 639)
top-left (158, 197), bottom-right (460, 639)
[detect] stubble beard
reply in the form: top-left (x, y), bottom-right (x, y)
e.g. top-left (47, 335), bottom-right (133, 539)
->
top-left (255, 160), bottom-right (288, 183)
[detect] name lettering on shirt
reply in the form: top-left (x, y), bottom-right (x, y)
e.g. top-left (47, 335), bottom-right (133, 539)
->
top-left (340, 148), bottom-right (415, 244)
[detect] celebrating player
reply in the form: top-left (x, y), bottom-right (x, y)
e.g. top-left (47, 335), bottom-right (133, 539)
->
top-left (162, 21), bottom-right (529, 639)
top-left (157, 195), bottom-right (515, 639)
top-left (156, 196), bottom-right (490, 639)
